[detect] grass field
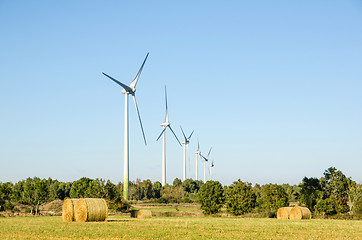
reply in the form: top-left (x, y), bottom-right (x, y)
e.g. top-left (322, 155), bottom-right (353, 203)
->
top-left (0, 215), bottom-right (361, 239)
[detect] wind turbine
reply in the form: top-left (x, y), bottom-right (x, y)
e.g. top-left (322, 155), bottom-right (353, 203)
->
top-left (210, 161), bottom-right (215, 180)
top-left (156, 86), bottom-right (182, 186)
top-left (180, 126), bottom-right (194, 181)
top-left (102, 53), bottom-right (148, 200)
top-left (200, 147), bottom-right (212, 183)
top-left (194, 140), bottom-right (201, 181)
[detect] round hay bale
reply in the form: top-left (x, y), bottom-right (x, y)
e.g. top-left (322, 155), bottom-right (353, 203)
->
top-left (137, 210), bottom-right (152, 219)
top-left (74, 198), bottom-right (108, 222)
top-left (62, 199), bottom-right (78, 222)
top-left (277, 207), bottom-right (293, 219)
top-left (289, 206), bottom-right (311, 220)
top-left (130, 209), bottom-right (152, 218)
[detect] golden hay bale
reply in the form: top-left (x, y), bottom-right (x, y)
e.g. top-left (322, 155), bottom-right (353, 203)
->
top-left (74, 198), bottom-right (108, 222)
top-left (289, 206), bottom-right (311, 220)
top-left (130, 209), bottom-right (152, 218)
top-left (62, 199), bottom-right (78, 222)
top-left (277, 207), bottom-right (293, 219)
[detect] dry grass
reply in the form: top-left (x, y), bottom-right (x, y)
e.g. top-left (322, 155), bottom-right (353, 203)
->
top-left (0, 215), bottom-right (361, 239)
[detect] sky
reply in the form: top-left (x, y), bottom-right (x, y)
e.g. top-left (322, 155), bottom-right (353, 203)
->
top-left (0, 1), bottom-right (361, 186)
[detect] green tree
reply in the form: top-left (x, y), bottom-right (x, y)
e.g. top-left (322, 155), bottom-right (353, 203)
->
top-left (153, 181), bottom-right (162, 199)
top-left (182, 179), bottom-right (199, 194)
top-left (299, 177), bottom-right (322, 211)
top-left (86, 178), bottom-right (105, 198)
top-left (162, 186), bottom-right (185, 203)
top-left (11, 181), bottom-right (21, 203)
top-left (17, 177), bottom-right (50, 214)
top-left (69, 177), bottom-right (102, 198)
top-left (22, 178), bottom-right (38, 213)
top-left (282, 184), bottom-right (300, 202)
top-left (314, 198), bottom-right (337, 215)
top-left (259, 184), bottom-right (289, 212)
top-left (173, 178), bottom-right (182, 187)
top-left (226, 180), bottom-right (256, 215)
top-left (197, 180), bottom-right (224, 214)
top-left (48, 179), bottom-right (61, 201)
top-left (0, 182), bottom-right (13, 211)
top-left (57, 182), bottom-right (72, 200)
top-left (348, 182), bottom-right (361, 215)
top-left (139, 179), bottom-right (153, 200)
top-left (104, 180), bottom-right (120, 201)
top-left (34, 179), bottom-right (49, 214)
top-left (253, 184), bottom-right (262, 200)
top-left (320, 167), bottom-right (349, 213)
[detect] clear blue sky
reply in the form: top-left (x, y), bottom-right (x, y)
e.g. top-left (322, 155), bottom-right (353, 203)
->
top-left (1, 1), bottom-right (361, 186)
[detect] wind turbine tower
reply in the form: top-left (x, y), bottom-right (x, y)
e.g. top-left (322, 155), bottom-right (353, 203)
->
top-left (210, 161), bottom-right (214, 180)
top-left (156, 86), bottom-right (182, 186)
top-left (200, 147), bottom-right (212, 183)
top-left (180, 127), bottom-right (194, 181)
top-left (194, 141), bottom-right (201, 180)
top-left (102, 53), bottom-right (148, 200)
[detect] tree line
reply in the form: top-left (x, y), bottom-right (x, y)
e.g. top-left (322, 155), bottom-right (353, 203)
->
top-left (0, 167), bottom-right (361, 217)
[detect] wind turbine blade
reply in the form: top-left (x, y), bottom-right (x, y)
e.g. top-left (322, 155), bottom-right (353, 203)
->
top-left (197, 139), bottom-right (200, 151)
top-left (156, 127), bottom-right (166, 141)
top-left (102, 72), bottom-right (133, 92)
top-left (199, 153), bottom-right (207, 161)
top-left (180, 126), bottom-right (187, 141)
top-left (207, 147), bottom-right (212, 158)
top-left (164, 86), bottom-right (168, 122)
top-left (168, 126), bottom-right (182, 146)
top-left (130, 53), bottom-right (149, 89)
top-left (132, 94), bottom-right (147, 145)
top-left (188, 130), bottom-right (194, 140)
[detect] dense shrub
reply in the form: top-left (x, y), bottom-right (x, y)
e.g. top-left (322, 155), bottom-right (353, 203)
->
top-left (314, 198), bottom-right (336, 215)
top-left (226, 180), bottom-right (256, 215)
top-left (259, 184), bottom-right (289, 211)
top-left (197, 181), bottom-right (225, 214)
top-left (108, 196), bottom-right (131, 213)
top-left (161, 186), bottom-right (185, 203)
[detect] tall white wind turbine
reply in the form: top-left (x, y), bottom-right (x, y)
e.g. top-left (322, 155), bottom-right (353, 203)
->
top-left (156, 86), bottom-right (182, 186)
top-left (194, 140), bottom-right (201, 181)
top-left (102, 53), bottom-right (148, 200)
top-left (200, 147), bottom-right (212, 183)
top-left (180, 126), bottom-right (194, 181)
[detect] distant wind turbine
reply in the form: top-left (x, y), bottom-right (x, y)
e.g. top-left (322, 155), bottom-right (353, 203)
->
top-left (102, 53), bottom-right (149, 200)
top-left (210, 161), bottom-right (215, 180)
top-left (180, 126), bottom-right (194, 181)
top-left (194, 140), bottom-right (201, 181)
top-left (200, 147), bottom-right (212, 183)
top-left (156, 86), bottom-right (182, 186)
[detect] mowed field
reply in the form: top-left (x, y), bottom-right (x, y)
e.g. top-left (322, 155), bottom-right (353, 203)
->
top-left (0, 215), bottom-right (361, 239)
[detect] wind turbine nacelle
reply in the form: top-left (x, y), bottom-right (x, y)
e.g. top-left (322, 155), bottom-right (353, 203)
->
top-left (160, 122), bottom-right (170, 127)
top-left (122, 88), bottom-right (135, 94)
